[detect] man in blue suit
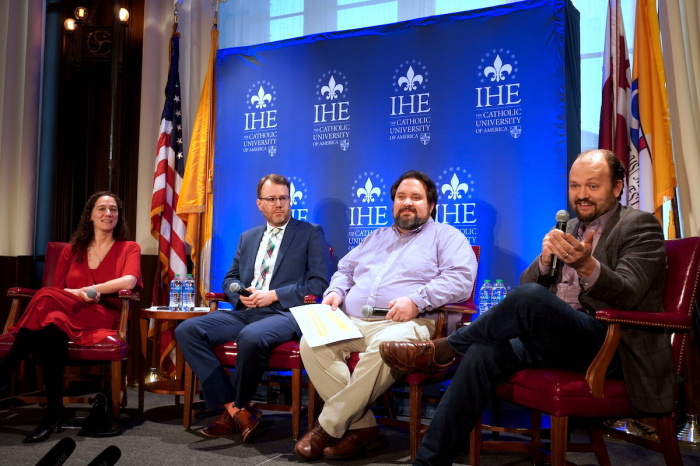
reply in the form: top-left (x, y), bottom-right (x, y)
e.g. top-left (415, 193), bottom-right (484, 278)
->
top-left (176, 174), bottom-right (329, 442)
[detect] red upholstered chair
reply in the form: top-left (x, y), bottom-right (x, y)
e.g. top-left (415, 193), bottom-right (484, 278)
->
top-left (0, 242), bottom-right (136, 420)
top-left (182, 294), bottom-right (308, 440)
top-left (306, 245), bottom-right (480, 461)
top-left (469, 237), bottom-right (700, 466)
top-left (182, 243), bottom-right (335, 441)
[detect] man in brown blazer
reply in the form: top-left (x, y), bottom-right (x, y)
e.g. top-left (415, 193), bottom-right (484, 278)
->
top-left (379, 149), bottom-right (675, 466)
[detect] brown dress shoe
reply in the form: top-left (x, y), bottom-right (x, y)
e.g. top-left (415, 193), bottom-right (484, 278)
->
top-left (201, 410), bottom-right (239, 437)
top-left (235, 406), bottom-right (262, 443)
top-left (295, 423), bottom-right (337, 461)
top-left (379, 340), bottom-right (454, 374)
top-left (323, 426), bottom-right (387, 459)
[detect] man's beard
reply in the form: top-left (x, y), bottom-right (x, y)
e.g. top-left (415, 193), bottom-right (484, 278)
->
top-left (395, 207), bottom-right (429, 231)
top-left (573, 197), bottom-right (616, 222)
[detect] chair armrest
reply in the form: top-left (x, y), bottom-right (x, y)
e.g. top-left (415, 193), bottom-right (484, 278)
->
top-left (205, 292), bottom-right (226, 311)
top-left (585, 308), bottom-right (693, 397)
top-left (7, 287), bottom-right (38, 299)
top-left (4, 288), bottom-right (39, 333)
top-left (595, 309), bottom-right (692, 330)
top-left (304, 294), bottom-right (322, 304)
top-left (585, 323), bottom-right (622, 398)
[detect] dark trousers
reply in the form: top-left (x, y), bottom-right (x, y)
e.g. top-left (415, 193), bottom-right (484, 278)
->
top-left (415, 283), bottom-right (610, 466)
top-left (175, 308), bottom-right (299, 408)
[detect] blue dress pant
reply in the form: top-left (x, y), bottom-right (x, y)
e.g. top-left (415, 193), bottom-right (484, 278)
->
top-left (175, 308), bottom-right (299, 408)
top-left (415, 282), bottom-right (610, 466)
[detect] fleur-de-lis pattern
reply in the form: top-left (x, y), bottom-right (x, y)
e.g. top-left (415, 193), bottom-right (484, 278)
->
top-left (356, 178), bottom-right (381, 203)
top-left (251, 85), bottom-right (272, 108)
top-left (321, 75), bottom-right (344, 100)
top-left (397, 65), bottom-right (424, 91)
top-left (483, 55), bottom-right (513, 82)
top-left (290, 182), bottom-right (304, 206)
top-left (441, 173), bottom-right (470, 200)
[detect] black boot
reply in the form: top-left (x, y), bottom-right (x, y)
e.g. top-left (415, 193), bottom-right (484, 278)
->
top-left (24, 325), bottom-right (68, 443)
top-left (0, 328), bottom-right (39, 395)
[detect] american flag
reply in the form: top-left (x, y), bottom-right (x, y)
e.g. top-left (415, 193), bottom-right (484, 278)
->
top-left (150, 32), bottom-right (188, 303)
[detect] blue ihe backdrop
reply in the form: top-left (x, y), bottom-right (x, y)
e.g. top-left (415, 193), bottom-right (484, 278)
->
top-left (212, 0), bottom-right (581, 310)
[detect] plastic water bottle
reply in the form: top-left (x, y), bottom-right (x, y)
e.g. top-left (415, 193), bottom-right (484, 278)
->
top-left (182, 274), bottom-right (196, 311)
top-left (478, 280), bottom-right (493, 313)
top-left (492, 279), bottom-right (507, 307)
top-left (169, 274), bottom-right (182, 311)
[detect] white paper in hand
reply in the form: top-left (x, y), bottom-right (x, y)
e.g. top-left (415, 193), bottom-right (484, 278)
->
top-left (290, 303), bottom-right (362, 347)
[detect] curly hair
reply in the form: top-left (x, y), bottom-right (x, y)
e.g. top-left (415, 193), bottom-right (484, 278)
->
top-left (70, 191), bottom-right (130, 262)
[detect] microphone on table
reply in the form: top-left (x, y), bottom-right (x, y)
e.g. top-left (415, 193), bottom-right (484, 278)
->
top-left (549, 210), bottom-right (571, 278)
top-left (229, 282), bottom-right (253, 297)
top-left (85, 445), bottom-right (121, 466)
top-left (35, 437), bottom-right (76, 466)
top-left (361, 305), bottom-right (390, 318)
top-left (86, 287), bottom-right (98, 299)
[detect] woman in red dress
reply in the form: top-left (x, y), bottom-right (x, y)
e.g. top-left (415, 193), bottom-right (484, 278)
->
top-left (0, 192), bottom-right (143, 443)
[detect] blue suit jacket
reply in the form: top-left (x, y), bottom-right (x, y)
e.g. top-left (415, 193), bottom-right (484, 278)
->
top-left (222, 218), bottom-right (330, 334)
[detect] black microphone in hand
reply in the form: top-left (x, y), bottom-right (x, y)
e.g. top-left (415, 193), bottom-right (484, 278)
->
top-left (86, 288), bottom-right (98, 299)
top-left (361, 305), bottom-right (390, 318)
top-left (85, 445), bottom-right (121, 466)
top-left (549, 209), bottom-right (571, 277)
top-left (35, 437), bottom-right (76, 466)
top-left (229, 282), bottom-right (252, 297)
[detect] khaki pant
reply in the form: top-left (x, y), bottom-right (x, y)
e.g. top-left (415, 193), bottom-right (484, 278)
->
top-left (300, 317), bottom-right (435, 438)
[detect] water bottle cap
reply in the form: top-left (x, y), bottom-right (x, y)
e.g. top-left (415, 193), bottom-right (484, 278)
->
top-left (484, 279), bottom-right (491, 283)
top-left (174, 274), bottom-right (180, 278)
top-left (187, 274), bottom-right (193, 277)
top-left (496, 279), bottom-right (503, 283)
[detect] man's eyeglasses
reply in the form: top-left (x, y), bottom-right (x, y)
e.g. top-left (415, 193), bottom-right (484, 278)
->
top-left (259, 196), bottom-right (291, 205)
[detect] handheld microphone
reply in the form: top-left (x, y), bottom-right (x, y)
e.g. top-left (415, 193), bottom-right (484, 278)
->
top-left (549, 210), bottom-right (571, 277)
top-left (35, 437), bottom-right (76, 466)
top-left (229, 282), bottom-right (252, 297)
top-left (86, 288), bottom-right (98, 299)
top-left (361, 305), bottom-right (390, 318)
top-left (85, 445), bottom-right (121, 466)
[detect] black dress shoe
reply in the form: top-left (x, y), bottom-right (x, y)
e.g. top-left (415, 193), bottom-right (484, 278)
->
top-left (24, 407), bottom-right (66, 443)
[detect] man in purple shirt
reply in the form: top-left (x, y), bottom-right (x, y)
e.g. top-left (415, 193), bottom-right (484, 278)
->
top-left (294, 170), bottom-right (478, 461)
top-left (380, 150), bottom-right (674, 466)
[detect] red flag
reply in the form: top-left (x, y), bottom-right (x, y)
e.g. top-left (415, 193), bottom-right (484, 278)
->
top-left (599, 0), bottom-right (631, 204)
top-left (149, 32), bottom-right (188, 375)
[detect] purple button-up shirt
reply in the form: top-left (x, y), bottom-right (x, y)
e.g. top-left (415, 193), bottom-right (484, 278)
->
top-left (325, 218), bottom-right (478, 319)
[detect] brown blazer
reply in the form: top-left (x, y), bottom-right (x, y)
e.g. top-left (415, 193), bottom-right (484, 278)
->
top-left (521, 204), bottom-right (676, 414)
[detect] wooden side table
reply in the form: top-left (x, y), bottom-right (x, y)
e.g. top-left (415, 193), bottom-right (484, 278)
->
top-left (138, 308), bottom-right (208, 419)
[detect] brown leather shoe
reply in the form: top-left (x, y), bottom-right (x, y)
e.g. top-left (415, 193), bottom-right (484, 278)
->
top-left (295, 423), bottom-right (337, 461)
top-left (323, 426), bottom-right (387, 459)
top-left (201, 410), bottom-right (239, 437)
top-left (379, 340), bottom-right (454, 374)
top-left (235, 406), bottom-right (262, 443)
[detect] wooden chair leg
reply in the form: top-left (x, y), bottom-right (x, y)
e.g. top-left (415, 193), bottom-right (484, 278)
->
top-left (657, 414), bottom-right (683, 466)
top-left (110, 361), bottom-right (121, 420)
top-left (307, 379), bottom-right (321, 432)
top-left (590, 425), bottom-right (612, 466)
top-left (469, 415), bottom-right (484, 466)
top-left (550, 415), bottom-right (569, 466)
top-left (408, 383), bottom-right (423, 462)
top-left (291, 368), bottom-right (301, 441)
top-left (183, 362), bottom-right (195, 429)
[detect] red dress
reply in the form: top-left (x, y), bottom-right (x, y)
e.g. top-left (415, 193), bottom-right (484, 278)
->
top-left (11, 241), bottom-right (143, 346)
